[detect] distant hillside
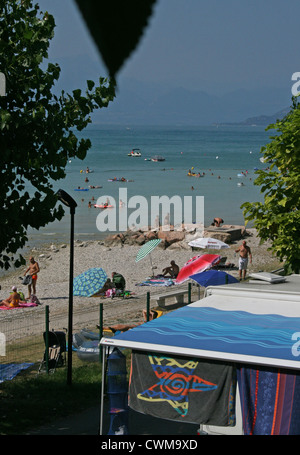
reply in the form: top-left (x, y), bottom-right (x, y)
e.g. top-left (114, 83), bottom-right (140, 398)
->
top-left (237, 108), bottom-right (290, 126)
top-left (52, 55), bottom-right (293, 125)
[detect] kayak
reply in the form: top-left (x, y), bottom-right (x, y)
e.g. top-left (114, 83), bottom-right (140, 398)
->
top-left (74, 188), bottom-right (89, 191)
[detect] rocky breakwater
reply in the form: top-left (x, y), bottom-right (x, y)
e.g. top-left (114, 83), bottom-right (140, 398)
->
top-left (101, 224), bottom-right (246, 250)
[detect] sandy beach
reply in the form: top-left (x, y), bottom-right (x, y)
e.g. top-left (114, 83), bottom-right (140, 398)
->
top-left (0, 227), bottom-right (283, 338)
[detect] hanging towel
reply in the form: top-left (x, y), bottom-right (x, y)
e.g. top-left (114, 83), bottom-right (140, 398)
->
top-left (237, 366), bottom-right (300, 435)
top-left (129, 351), bottom-right (236, 426)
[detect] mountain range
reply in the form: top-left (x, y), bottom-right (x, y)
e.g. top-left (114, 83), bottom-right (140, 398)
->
top-left (54, 55), bottom-right (293, 126)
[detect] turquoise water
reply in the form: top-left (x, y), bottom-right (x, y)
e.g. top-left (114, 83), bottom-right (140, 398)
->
top-left (27, 124), bottom-right (271, 246)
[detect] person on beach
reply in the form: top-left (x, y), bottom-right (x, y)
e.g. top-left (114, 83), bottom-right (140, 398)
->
top-left (162, 260), bottom-right (179, 278)
top-left (112, 272), bottom-right (126, 292)
top-left (102, 309), bottom-right (160, 333)
top-left (1, 286), bottom-right (26, 308)
top-left (235, 240), bottom-right (252, 280)
top-left (212, 217), bottom-right (224, 227)
top-left (24, 256), bottom-right (40, 299)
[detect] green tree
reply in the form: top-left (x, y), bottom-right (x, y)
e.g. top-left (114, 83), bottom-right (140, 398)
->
top-left (0, 0), bottom-right (116, 269)
top-left (241, 97), bottom-right (300, 273)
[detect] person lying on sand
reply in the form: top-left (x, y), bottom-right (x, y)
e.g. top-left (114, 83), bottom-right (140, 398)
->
top-left (102, 309), bottom-right (160, 333)
top-left (162, 260), bottom-right (179, 278)
top-left (1, 286), bottom-right (26, 308)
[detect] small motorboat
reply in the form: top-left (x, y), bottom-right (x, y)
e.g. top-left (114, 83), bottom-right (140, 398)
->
top-left (128, 148), bottom-right (142, 157)
top-left (260, 157), bottom-right (274, 164)
top-left (151, 155), bottom-right (165, 162)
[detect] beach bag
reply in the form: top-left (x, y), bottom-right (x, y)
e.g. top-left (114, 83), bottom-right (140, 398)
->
top-left (105, 288), bottom-right (116, 298)
top-left (28, 294), bottom-right (41, 305)
top-left (22, 275), bottom-right (32, 285)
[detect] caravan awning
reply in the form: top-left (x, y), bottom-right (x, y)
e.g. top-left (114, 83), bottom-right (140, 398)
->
top-left (101, 291), bottom-right (300, 370)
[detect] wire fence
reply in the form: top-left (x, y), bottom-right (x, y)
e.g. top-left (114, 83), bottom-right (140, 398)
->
top-left (0, 284), bottom-right (199, 383)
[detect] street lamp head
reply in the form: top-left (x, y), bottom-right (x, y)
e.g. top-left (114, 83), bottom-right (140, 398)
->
top-left (56, 189), bottom-right (77, 211)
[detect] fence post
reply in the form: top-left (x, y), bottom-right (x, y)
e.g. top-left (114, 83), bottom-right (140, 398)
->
top-left (146, 292), bottom-right (150, 321)
top-left (188, 283), bottom-right (192, 304)
top-left (45, 305), bottom-right (49, 374)
top-left (99, 303), bottom-right (103, 362)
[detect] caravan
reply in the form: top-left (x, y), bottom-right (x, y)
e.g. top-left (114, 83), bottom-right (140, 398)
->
top-left (100, 274), bottom-right (300, 435)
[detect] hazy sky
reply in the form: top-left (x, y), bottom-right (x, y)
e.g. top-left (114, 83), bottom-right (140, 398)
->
top-left (36, 0), bottom-right (300, 95)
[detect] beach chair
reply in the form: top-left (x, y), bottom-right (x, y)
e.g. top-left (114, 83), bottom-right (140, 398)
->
top-left (39, 330), bottom-right (67, 374)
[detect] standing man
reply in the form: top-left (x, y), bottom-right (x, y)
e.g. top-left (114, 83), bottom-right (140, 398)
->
top-left (24, 256), bottom-right (40, 298)
top-left (235, 240), bottom-right (252, 280)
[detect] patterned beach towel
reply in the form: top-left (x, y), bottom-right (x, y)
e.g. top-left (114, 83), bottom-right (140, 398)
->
top-left (136, 276), bottom-right (175, 287)
top-left (237, 366), bottom-right (300, 435)
top-left (0, 302), bottom-right (38, 310)
top-left (129, 351), bottom-right (236, 426)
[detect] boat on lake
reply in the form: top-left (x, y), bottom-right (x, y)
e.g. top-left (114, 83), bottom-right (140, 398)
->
top-left (151, 155), bottom-right (165, 162)
top-left (128, 148), bottom-right (142, 157)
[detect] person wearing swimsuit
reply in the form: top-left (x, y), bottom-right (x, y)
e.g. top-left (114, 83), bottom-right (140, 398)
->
top-left (235, 240), bottom-right (252, 280)
top-left (1, 286), bottom-right (25, 308)
top-left (24, 256), bottom-right (40, 299)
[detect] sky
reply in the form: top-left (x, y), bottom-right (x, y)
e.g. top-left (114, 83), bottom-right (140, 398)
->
top-left (35, 0), bottom-right (300, 97)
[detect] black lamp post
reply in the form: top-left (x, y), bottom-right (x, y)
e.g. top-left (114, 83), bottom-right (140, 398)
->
top-left (56, 189), bottom-right (77, 386)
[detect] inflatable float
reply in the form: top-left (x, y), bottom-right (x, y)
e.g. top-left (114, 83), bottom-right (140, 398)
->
top-left (73, 328), bottom-right (116, 361)
top-left (72, 331), bottom-right (100, 362)
top-left (94, 204), bottom-right (114, 209)
top-left (187, 172), bottom-right (204, 177)
top-left (74, 188), bottom-right (89, 191)
top-left (108, 178), bottom-right (134, 182)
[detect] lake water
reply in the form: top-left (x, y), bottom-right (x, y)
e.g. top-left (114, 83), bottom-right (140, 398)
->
top-left (27, 124), bottom-right (271, 247)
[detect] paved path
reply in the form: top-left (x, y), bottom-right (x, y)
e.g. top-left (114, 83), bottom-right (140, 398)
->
top-left (26, 402), bottom-right (199, 436)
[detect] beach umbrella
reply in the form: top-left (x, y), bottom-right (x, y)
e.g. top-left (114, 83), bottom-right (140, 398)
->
top-left (73, 267), bottom-right (107, 297)
top-left (189, 270), bottom-right (238, 287)
top-left (135, 239), bottom-right (162, 275)
top-left (188, 237), bottom-right (229, 249)
top-left (176, 254), bottom-right (221, 284)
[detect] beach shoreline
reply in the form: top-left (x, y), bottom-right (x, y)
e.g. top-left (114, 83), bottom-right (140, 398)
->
top-left (0, 226), bottom-right (283, 335)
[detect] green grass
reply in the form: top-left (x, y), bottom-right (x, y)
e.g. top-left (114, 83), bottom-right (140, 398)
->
top-left (0, 360), bottom-right (102, 435)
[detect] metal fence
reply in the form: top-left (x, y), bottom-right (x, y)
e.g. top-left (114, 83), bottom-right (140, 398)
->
top-left (0, 284), bottom-right (197, 383)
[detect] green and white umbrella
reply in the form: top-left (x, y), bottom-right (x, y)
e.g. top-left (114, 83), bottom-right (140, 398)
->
top-left (136, 239), bottom-right (162, 275)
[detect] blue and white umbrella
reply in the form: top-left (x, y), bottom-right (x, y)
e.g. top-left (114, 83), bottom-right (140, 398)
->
top-left (73, 267), bottom-right (107, 297)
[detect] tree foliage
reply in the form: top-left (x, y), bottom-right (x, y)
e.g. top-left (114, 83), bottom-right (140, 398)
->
top-left (0, 0), bottom-right (116, 270)
top-left (241, 97), bottom-right (300, 273)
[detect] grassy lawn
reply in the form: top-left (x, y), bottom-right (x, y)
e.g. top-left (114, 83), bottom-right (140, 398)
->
top-left (0, 359), bottom-right (103, 435)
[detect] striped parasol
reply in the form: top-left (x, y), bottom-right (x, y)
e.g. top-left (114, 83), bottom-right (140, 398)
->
top-left (136, 239), bottom-right (161, 275)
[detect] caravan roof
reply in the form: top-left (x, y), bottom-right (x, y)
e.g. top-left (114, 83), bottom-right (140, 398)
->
top-left (101, 275), bottom-right (300, 370)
